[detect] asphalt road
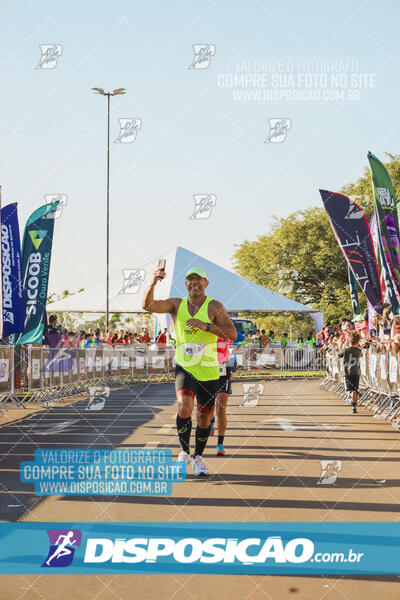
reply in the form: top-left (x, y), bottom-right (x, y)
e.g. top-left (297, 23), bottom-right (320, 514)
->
top-left (1, 377), bottom-right (400, 599)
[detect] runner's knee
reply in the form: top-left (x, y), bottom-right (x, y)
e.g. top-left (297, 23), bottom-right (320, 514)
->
top-left (196, 407), bottom-right (214, 427)
top-left (216, 394), bottom-right (228, 410)
top-left (177, 389), bottom-right (194, 417)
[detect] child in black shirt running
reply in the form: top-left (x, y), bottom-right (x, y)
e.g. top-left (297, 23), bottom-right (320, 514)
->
top-left (338, 331), bottom-right (362, 414)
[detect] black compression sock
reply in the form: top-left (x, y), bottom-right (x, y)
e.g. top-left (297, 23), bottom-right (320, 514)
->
top-left (218, 435), bottom-right (224, 445)
top-left (176, 415), bottom-right (192, 453)
top-left (194, 424), bottom-right (212, 456)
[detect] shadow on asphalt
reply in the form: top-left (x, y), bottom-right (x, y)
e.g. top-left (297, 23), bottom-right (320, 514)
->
top-left (61, 493), bottom-right (400, 513)
top-left (0, 384), bottom-right (176, 521)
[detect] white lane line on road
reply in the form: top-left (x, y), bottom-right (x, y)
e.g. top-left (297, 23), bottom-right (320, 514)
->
top-left (157, 425), bottom-right (173, 434)
top-left (32, 420), bottom-right (80, 435)
top-left (262, 418), bottom-right (296, 431)
top-left (261, 418), bottom-right (341, 431)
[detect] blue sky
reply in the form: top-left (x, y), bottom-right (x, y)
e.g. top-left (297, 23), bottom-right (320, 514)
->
top-left (1, 0), bottom-right (400, 297)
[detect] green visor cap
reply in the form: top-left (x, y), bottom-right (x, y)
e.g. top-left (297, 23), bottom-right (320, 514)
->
top-left (185, 267), bottom-right (207, 279)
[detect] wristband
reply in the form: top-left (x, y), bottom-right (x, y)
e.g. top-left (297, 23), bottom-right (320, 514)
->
top-left (205, 323), bottom-right (211, 332)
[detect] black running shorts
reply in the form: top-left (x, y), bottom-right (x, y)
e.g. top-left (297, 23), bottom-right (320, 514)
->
top-left (175, 364), bottom-right (221, 412)
top-left (345, 374), bottom-right (359, 392)
top-left (217, 365), bottom-right (232, 395)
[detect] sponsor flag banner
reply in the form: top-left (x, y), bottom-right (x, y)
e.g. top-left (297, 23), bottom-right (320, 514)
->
top-left (370, 211), bottom-right (399, 313)
top-left (1, 203), bottom-right (24, 336)
top-left (0, 522), bottom-right (399, 574)
top-left (320, 190), bottom-right (383, 314)
top-left (347, 266), bottom-right (359, 317)
top-left (15, 202), bottom-right (59, 345)
top-left (368, 151), bottom-right (400, 302)
top-left (0, 188), bottom-right (3, 339)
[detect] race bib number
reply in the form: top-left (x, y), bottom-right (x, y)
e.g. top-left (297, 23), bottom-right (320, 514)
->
top-left (182, 343), bottom-right (205, 358)
top-left (219, 363), bottom-right (227, 376)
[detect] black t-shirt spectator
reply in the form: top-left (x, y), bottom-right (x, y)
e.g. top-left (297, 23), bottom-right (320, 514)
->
top-left (43, 325), bottom-right (61, 348)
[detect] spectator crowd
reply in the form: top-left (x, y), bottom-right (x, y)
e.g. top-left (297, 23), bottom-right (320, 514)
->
top-left (316, 303), bottom-right (400, 356)
top-left (42, 315), bottom-right (171, 349)
top-left (42, 316), bottom-right (322, 351)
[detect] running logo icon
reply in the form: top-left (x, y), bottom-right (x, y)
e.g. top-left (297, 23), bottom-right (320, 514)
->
top-left (189, 195), bottom-right (217, 220)
top-left (3, 311), bottom-right (14, 324)
top-left (86, 386), bottom-right (110, 411)
top-left (115, 119), bottom-right (142, 143)
top-left (344, 204), bottom-right (363, 219)
top-left (119, 269), bottom-right (146, 294)
top-left (36, 44), bottom-right (63, 69)
top-left (43, 194), bottom-right (68, 219)
top-left (276, 269), bottom-right (298, 294)
top-left (240, 383), bottom-right (264, 407)
top-left (188, 44), bottom-right (216, 69)
top-left (42, 529), bottom-right (82, 567)
top-left (317, 460), bottom-right (342, 485)
top-left (265, 119), bottom-right (291, 143)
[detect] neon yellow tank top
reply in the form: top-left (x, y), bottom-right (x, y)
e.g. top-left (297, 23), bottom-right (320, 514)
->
top-left (175, 296), bottom-right (219, 381)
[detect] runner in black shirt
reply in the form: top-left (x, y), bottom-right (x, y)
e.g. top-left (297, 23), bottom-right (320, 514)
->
top-left (338, 331), bottom-right (361, 413)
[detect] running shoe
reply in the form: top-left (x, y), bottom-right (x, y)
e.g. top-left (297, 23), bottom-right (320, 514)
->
top-left (177, 451), bottom-right (191, 467)
top-left (352, 405), bottom-right (357, 414)
top-left (192, 455), bottom-right (209, 476)
top-left (216, 443), bottom-right (225, 456)
top-left (209, 417), bottom-right (215, 437)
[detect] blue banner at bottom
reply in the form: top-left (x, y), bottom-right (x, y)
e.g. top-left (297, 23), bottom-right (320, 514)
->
top-left (0, 522), bottom-right (399, 574)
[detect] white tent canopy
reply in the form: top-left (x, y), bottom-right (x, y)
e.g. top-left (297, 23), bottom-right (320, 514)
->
top-left (48, 246), bottom-right (323, 329)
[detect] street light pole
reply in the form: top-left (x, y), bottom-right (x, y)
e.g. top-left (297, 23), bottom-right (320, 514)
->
top-left (106, 92), bottom-right (110, 331)
top-left (92, 87), bottom-right (126, 331)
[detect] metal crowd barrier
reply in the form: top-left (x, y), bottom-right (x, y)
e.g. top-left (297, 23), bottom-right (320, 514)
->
top-left (0, 346), bottom-right (24, 414)
top-left (0, 344), bottom-right (325, 410)
top-left (21, 346), bottom-right (177, 404)
top-left (233, 346), bottom-right (325, 375)
top-left (320, 346), bottom-right (400, 427)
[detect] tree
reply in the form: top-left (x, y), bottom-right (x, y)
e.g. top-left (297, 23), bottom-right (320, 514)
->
top-left (233, 153), bottom-right (400, 325)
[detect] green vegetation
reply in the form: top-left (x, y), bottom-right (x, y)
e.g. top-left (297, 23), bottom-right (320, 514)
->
top-left (234, 153), bottom-right (400, 333)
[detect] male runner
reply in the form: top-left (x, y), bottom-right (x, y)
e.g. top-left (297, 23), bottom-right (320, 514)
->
top-left (142, 265), bottom-right (236, 476)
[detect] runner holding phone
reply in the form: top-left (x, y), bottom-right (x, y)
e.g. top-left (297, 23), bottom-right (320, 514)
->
top-left (142, 265), bottom-right (236, 476)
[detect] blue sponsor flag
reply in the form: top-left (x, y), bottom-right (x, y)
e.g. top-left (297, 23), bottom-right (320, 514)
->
top-left (1, 203), bottom-right (24, 336)
top-left (15, 202), bottom-right (59, 345)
